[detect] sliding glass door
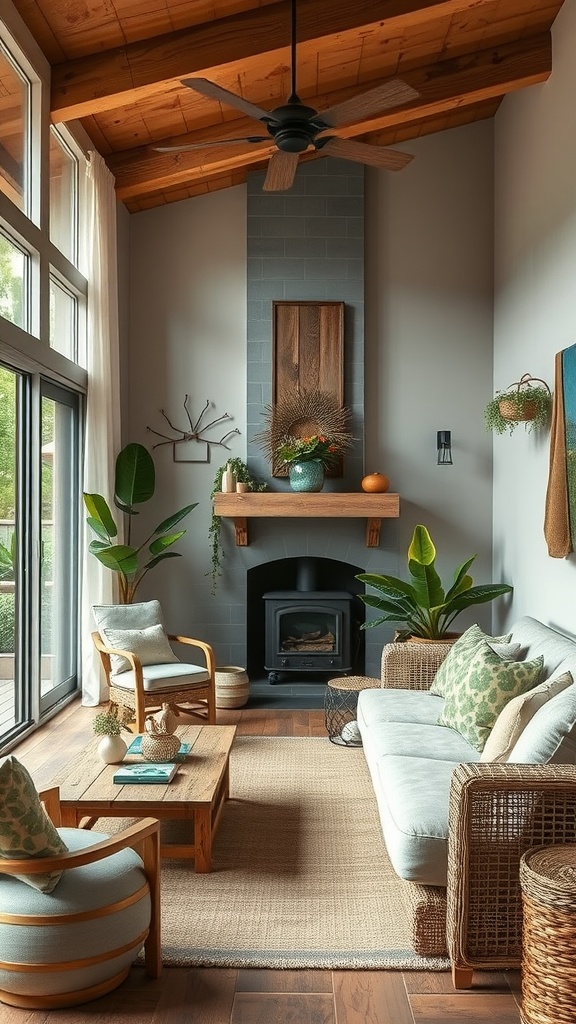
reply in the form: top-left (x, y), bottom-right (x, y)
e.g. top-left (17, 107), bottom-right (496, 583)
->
top-left (0, 363), bottom-right (80, 746)
top-left (0, 365), bottom-right (26, 739)
top-left (40, 380), bottom-right (80, 713)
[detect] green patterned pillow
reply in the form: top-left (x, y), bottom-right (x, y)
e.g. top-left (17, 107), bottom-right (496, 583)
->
top-left (430, 624), bottom-right (513, 697)
top-left (0, 756), bottom-right (68, 892)
top-left (437, 642), bottom-right (544, 751)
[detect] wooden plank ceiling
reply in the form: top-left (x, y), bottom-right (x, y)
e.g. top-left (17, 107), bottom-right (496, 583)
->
top-left (12, 0), bottom-right (564, 212)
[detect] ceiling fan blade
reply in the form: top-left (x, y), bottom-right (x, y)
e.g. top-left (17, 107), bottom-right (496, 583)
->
top-left (153, 136), bottom-right (269, 153)
top-left (182, 78), bottom-right (273, 123)
top-left (263, 151), bottom-right (300, 192)
top-left (321, 137), bottom-right (414, 171)
top-left (318, 80), bottom-right (419, 129)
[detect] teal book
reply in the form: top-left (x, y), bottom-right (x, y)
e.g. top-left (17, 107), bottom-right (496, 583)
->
top-left (113, 762), bottom-right (179, 785)
top-left (126, 736), bottom-right (191, 757)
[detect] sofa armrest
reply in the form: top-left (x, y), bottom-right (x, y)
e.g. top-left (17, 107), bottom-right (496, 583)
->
top-left (447, 762), bottom-right (576, 988)
top-left (380, 641), bottom-right (453, 690)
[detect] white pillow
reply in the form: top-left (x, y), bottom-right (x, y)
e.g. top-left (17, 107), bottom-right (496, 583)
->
top-left (507, 682), bottom-right (576, 764)
top-left (481, 670), bottom-right (573, 763)
top-left (102, 623), bottom-right (179, 674)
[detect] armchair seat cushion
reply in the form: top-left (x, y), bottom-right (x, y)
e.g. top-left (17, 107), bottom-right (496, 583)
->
top-left (0, 827), bottom-right (151, 1000)
top-left (110, 661), bottom-right (211, 693)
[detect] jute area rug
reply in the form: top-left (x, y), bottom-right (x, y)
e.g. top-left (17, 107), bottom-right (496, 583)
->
top-left (124, 736), bottom-right (450, 970)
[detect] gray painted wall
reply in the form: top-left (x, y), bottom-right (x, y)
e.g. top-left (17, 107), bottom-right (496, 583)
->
top-left (127, 119), bottom-right (496, 674)
top-left (492, 0), bottom-right (576, 638)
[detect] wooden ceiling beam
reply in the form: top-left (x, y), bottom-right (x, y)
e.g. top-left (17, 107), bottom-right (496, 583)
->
top-left (50, 0), bottom-right (501, 122)
top-left (110, 33), bottom-right (551, 200)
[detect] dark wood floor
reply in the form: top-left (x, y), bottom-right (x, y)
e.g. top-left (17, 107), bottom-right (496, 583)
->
top-left (4, 701), bottom-right (523, 1024)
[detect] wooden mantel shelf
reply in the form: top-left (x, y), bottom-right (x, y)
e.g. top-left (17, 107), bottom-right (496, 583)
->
top-left (213, 492), bottom-right (400, 548)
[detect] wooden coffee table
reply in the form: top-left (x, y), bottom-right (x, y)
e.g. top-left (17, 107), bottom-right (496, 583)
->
top-left (53, 724), bottom-right (236, 872)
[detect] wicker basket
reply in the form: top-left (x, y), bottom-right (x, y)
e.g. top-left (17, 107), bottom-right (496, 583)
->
top-left (499, 398), bottom-right (537, 422)
top-left (215, 666), bottom-right (250, 709)
top-left (520, 844), bottom-right (576, 1024)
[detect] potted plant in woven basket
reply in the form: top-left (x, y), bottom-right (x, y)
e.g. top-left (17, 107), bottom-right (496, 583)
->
top-left (484, 373), bottom-right (552, 435)
top-left (356, 524), bottom-right (513, 641)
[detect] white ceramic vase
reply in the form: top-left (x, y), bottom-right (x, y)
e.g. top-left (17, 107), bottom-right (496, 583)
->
top-left (97, 734), bottom-right (127, 764)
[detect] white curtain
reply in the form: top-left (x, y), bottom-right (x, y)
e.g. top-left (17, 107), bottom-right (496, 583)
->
top-left (80, 151), bottom-right (122, 705)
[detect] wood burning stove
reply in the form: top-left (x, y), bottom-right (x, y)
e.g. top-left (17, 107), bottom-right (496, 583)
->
top-left (263, 558), bottom-right (353, 683)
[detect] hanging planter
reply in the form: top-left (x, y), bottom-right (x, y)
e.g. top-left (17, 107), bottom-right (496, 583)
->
top-left (484, 373), bottom-right (552, 435)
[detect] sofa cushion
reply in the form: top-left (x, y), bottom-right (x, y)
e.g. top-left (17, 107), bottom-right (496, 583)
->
top-left (430, 624), bottom-right (514, 697)
top-left (357, 688), bottom-right (444, 729)
top-left (437, 642), bottom-right (544, 751)
top-left (480, 670), bottom-right (573, 762)
top-left (361, 720), bottom-right (479, 764)
top-left (373, 755), bottom-right (456, 885)
top-left (507, 683), bottom-right (576, 763)
top-left (0, 757), bottom-right (68, 893)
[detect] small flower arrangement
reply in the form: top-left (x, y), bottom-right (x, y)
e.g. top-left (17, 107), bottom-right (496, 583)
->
top-left (275, 433), bottom-right (341, 469)
top-left (92, 711), bottom-right (124, 736)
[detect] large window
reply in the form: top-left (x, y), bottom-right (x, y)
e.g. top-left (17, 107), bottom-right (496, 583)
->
top-left (0, 39), bottom-right (29, 213)
top-left (50, 128), bottom-right (78, 264)
top-left (0, 229), bottom-right (28, 329)
top-left (0, 365), bottom-right (80, 746)
top-left (0, 10), bottom-right (88, 748)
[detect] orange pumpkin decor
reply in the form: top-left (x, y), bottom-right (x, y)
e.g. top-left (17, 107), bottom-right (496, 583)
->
top-left (361, 473), bottom-right (390, 493)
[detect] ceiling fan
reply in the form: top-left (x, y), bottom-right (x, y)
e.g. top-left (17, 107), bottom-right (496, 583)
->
top-left (155, 0), bottom-right (419, 191)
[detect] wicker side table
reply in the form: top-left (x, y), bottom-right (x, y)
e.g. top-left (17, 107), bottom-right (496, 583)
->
top-left (324, 675), bottom-right (380, 746)
top-left (520, 844), bottom-right (576, 1024)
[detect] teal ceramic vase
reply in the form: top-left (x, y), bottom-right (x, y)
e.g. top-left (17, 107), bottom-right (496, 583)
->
top-left (288, 459), bottom-right (325, 492)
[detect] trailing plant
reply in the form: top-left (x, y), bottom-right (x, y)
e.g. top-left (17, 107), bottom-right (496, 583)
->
top-left (484, 374), bottom-right (552, 435)
top-left (356, 524), bottom-right (513, 640)
top-left (209, 458), bottom-right (266, 593)
top-left (84, 442), bottom-right (197, 603)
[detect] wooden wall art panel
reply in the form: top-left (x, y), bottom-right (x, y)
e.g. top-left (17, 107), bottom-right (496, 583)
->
top-left (272, 300), bottom-right (345, 477)
top-left (272, 301), bottom-right (344, 404)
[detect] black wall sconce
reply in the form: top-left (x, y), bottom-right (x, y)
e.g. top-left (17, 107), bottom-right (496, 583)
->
top-left (437, 430), bottom-right (453, 465)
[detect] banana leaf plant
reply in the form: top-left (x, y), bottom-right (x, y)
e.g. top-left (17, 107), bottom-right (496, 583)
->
top-left (83, 442), bottom-right (197, 604)
top-left (356, 524), bottom-right (513, 640)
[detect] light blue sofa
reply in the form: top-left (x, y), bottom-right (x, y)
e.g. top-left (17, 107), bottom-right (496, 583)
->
top-left (356, 616), bottom-right (576, 983)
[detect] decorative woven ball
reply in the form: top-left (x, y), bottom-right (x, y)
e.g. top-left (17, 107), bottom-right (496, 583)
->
top-left (340, 721), bottom-right (362, 745)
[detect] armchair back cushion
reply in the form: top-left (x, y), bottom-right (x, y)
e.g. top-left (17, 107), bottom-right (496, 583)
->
top-left (92, 601), bottom-right (177, 674)
top-left (0, 757), bottom-right (68, 893)
top-left (100, 624), bottom-right (179, 674)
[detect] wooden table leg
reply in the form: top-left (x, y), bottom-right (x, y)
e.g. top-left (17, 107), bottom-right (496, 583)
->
top-left (59, 805), bottom-right (79, 827)
top-left (194, 805), bottom-right (213, 872)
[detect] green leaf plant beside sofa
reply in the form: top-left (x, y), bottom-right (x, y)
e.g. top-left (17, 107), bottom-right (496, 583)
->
top-left (356, 524), bottom-right (513, 641)
top-left (355, 617), bottom-right (576, 990)
top-left (84, 442), bottom-right (197, 604)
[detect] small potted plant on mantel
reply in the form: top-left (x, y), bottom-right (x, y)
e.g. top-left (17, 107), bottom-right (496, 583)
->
top-left (484, 373), bottom-right (552, 435)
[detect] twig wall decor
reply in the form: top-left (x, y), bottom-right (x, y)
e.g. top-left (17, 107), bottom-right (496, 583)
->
top-left (147, 396), bottom-right (240, 463)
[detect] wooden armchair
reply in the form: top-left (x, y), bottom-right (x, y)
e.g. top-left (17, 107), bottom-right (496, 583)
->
top-left (0, 786), bottom-right (161, 1009)
top-left (91, 600), bottom-right (216, 732)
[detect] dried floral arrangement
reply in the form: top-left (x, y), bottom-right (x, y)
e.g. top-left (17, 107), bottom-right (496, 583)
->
top-left (254, 390), bottom-right (354, 477)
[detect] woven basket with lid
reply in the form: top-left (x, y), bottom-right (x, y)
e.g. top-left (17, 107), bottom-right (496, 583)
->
top-left (519, 844), bottom-right (576, 1024)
